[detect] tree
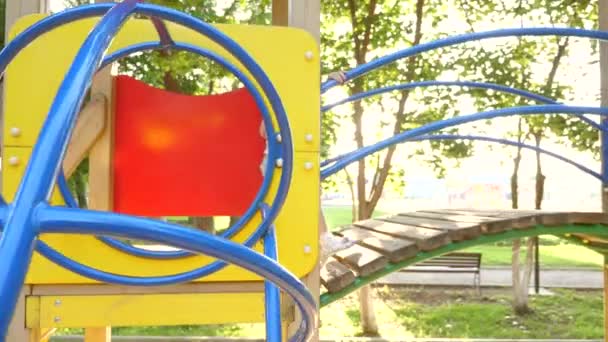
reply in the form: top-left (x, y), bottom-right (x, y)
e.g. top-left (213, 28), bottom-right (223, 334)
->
top-left (322, 0), bottom-right (473, 334)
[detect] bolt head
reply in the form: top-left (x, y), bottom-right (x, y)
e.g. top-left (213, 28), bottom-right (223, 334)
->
top-left (304, 51), bottom-right (314, 60)
top-left (305, 133), bottom-right (313, 143)
top-left (54, 316), bottom-right (61, 323)
top-left (54, 299), bottom-right (61, 306)
top-left (8, 156), bottom-right (19, 166)
top-left (303, 245), bottom-right (311, 254)
top-left (275, 158), bottom-right (283, 168)
top-left (304, 162), bottom-right (313, 170)
top-left (276, 133), bottom-right (282, 143)
top-left (10, 127), bottom-right (21, 137)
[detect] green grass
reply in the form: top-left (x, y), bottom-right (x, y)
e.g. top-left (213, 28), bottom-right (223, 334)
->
top-left (322, 205), bottom-right (604, 268)
top-left (319, 287), bottom-right (604, 339)
top-left (58, 288), bottom-right (604, 339)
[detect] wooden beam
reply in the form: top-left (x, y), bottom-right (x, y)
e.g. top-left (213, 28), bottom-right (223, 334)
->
top-left (272, 0), bottom-right (289, 26)
top-left (63, 94), bottom-right (108, 178)
top-left (289, 0), bottom-right (320, 43)
top-left (84, 66), bottom-right (115, 342)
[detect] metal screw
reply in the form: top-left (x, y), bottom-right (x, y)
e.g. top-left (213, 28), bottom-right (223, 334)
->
top-left (8, 156), bottom-right (19, 166)
top-left (10, 127), bottom-right (21, 137)
top-left (54, 316), bottom-right (61, 323)
top-left (275, 158), bottom-right (284, 168)
top-left (276, 133), bottom-right (282, 143)
top-left (304, 162), bottom-right (313, 170)
top-left (303, 245), bottom-right (311, 254)
top-left (305, 133), bottom-right (313, 143)
top-left (54, 299), bottom-right (61, 306)
top-left (304, 51), bottom-right (314, 60)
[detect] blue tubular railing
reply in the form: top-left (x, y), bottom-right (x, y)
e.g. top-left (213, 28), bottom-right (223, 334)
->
top-left (410, 134), bottom-right (604, 181)
top-left (0, 3), bottom-right (317, 341)
top-left (36, 206), bottom-right (316, 342)
top-left (0, 2), bottom-right (294, 257)
top-left (321, 28), bottom-right (608, 93)
top-left (58, 41), bottom-right (281, 260)
top-left (321, 133), bottom-right (603, 182)
top-left (320, 105), bottom-right (608, 179)
top-left (321, 80), bottom-right (604, 132)
top-left (0, 0), bottom-right (141, 336)
top-left (262, 205), bottom-right (282, 342)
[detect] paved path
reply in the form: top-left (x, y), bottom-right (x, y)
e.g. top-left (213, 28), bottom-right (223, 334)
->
top-left (377, 267), bottom-right (603, 289)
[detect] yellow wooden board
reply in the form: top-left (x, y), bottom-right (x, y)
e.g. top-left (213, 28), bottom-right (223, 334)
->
top-left (3, 147), bottom-right (319, 283)
top-left (5, 15), bottom-right (320, 153)
top-left (3, 15), bottom-right (320, 284)
top-left (27, 293), bottom-right (269, 328)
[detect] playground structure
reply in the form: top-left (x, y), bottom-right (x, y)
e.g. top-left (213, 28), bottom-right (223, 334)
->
top-left (1, 1), bottom-right (608, 342)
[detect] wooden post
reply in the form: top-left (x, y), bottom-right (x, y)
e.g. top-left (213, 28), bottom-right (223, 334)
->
top-left (83, 66), bottom-right (115, 342)
top-left (4, 2), bottom-right (50, 340)
top-left (273, 1), bottom-right (321, 341)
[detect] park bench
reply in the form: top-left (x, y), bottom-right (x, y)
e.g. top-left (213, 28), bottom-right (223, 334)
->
top-left (400, 252), bottom-right (482, 294)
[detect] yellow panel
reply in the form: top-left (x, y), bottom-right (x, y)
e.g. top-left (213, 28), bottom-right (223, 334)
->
top-left (4, 147), bottom-right (318, 283)
top-left (5, 15), bottom-right (320, 153)
top-left (3, 16), bottom-right (320, 284)
top-left (28, 293), bottom-right (267, 328)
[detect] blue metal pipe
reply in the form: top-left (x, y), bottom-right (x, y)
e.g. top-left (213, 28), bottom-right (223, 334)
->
top-left (321, 105), bottom-right (608, 179)
top-left (58, 41), bottom-right (281, 259)
top-left (0, 3), bottom-right (294, 253)
top-left (36, 205), bottom-right (316, 342)
top-left (409, 134), bottom-right (604, 181)
top-left (262, 205), bottom-right (282, 342)
top-left (0, 1), bottom-right (140, 337)
top-left (321, 80), bottom-right (603, 132)
top-left (321, 28), bottom-right (608, 93)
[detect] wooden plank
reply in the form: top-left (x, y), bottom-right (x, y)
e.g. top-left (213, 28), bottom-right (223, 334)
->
top-left (354, 219), bottom-right (450, 251)
top-left (320, 258), bottom-right (356, 293)
top-left (431, 209), bottom-right (540, 230)
top-left (383, 215), bottom-right (480, 241)
top-left (406, 211), bottom-right (497, 223)
top-left (567, 212), bottom-right (608, 225)
top-left (63, 94), bottom-right (107, 178)
top-left (272, 0), bottom-right (289, 26)
top-left (31, 282), bottom-right (265, 296)
top-left (84, 327), bottom-right (111, 342)
top-left (406, 210), bottom-right (511, 234)
top-left (334, 244), bottom-right (388, 277)
top-left (335, 227), bottom-right (418, 262)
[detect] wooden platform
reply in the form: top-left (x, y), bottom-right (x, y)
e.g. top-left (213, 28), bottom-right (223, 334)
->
top-left (320, 209), bottom-right (608, 293)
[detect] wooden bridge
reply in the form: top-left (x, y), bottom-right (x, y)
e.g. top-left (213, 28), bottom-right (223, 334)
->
top-left (320, 209), bottom-right (608, 306)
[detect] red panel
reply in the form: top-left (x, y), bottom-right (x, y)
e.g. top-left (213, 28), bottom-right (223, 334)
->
top-left (113, 75), bottom-right (264, 217)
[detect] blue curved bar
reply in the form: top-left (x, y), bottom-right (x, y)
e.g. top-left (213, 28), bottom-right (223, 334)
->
top-left (58, 41), bottom-right (281, 259)
top-left (321, 28), bottom-right (608, 93)
top-left (36, 205), bottom-right (316, 342)
top-left (321, 105), bottom-right (608, 179)
top-left (0, 2), bottom-right (294, 248)
top-left (408, 134), bottom-right (603, 181)
top-left (321, 80), bottom-right (603, 132)
top-left (0, 1), bottom-right (140, 336)
top-left (262, 205), bottom-right (282, 342)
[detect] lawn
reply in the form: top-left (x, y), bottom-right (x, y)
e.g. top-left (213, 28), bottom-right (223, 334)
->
top-left (322, 205), bottom-right (604, 268)
top-left (57, 288), bottom-right (604, 339)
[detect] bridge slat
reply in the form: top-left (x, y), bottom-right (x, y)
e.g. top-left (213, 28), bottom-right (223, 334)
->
top-left (320, 257), bottom-right (356, 293)
top-left (335, 227), bottom-right (419, 263)
top-left (407, 210), bottom-right (511, 234)
top-left (354, 219), bottom-right (451, 251)
top-left (334, 244), bottom-right (388, 277)
top-left (430, 209), bottom-right (540, 230)
top-left (384, 214), bottom-right (481, 240)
